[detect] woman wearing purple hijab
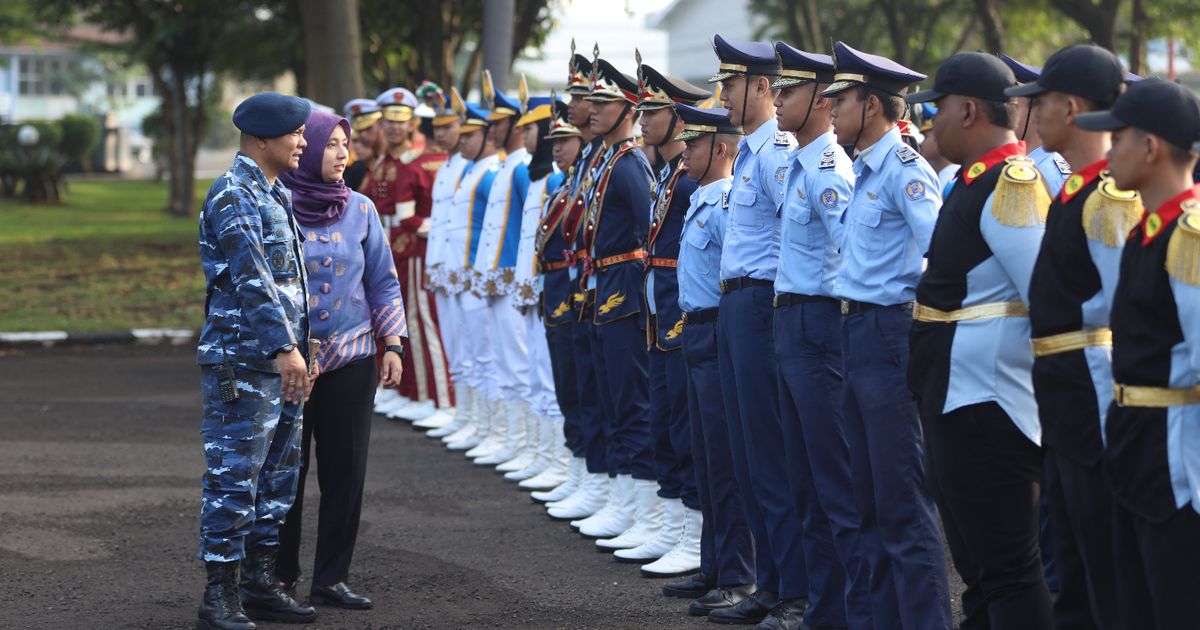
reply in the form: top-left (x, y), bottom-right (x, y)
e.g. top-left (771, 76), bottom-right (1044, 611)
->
top-left (276, 109), bottom-right (406, 610)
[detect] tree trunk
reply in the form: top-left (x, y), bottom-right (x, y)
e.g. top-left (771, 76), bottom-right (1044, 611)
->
top-left (973, 0), bottom-right (1006, 53)
top-left (1048, 0), bottom-right (1121, 51)
top-left (1129, 0), bottom-right (1148, 75)
top-left (482, 0), bottom-right (514, 90)
top-left (300, 0), bottom-right (365, 108)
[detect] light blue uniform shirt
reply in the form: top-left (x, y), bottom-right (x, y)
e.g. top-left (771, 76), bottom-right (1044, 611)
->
top-left (1167, 278), bottom-right (1200, 513)
top-left (678, 178), bottom-right (732, 312)
top-left (775, 131), bottom-right (854, 297)
top-left (834, 126), bottom-right (941, 305)
top-left (1028, 144), bottom-right (1072, 197)
top-left (720, 118), bottom-right (795, 281)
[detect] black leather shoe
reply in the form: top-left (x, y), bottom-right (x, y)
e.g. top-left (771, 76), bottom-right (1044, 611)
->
top-left (198, 561), bottom-right (256, 630)
top-left (688, 584), bottom-right (756, 616)
top-left (664, 572), bottom-right (717, 598)
top-left (310, 582), bottom-right (373, 610)
top-left (752, 598), bottom-right (810, 630)
top-left (707, 590), bottom-right (779, 625)
top-left (239, 551), bottom-right (317, 624)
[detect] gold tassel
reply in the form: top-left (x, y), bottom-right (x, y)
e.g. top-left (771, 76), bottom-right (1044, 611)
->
top-left (991, 157), bottom-right (1051, 227)
top-left (1082, 178), bottom-right (1144, 247)
top-left (1166, 212), bottom-right (1200, 287)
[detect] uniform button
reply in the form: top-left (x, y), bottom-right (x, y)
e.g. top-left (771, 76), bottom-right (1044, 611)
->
top-left (322, 256), bottom-right (333, 267)
top-left (322, 282), bottom-right (330, 294)
top-left (319, 310), bottom-right (331, 320)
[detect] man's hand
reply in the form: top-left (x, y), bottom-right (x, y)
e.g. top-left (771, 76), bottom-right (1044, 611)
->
top-left (380, 351), bottom-right (404, 388)
top-left (276, 348), bottom-right (310, 405)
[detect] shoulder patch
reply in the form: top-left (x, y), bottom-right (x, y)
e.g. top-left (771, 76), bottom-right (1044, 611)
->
top-left (1167, 212), bottom-right (1200, 286)
top-left (1053, 155), bottom-right (1072, 176)
top-left (1082, 177), bottom-right (1143, 247)
top-left (895, 144), bottom-right (920, 165)
top-left (775, 166), bottom-right (788, 183)
top-left (903, 179), bottom-right (926, 201)
top-left (774, 131), bottom-right (792, 146)
top-left (819, 149), bottom-right (836, 170)
top-left (820, 188), bottom-right (839, 209)
top-left (992, 157), bottom-right (1051, 227)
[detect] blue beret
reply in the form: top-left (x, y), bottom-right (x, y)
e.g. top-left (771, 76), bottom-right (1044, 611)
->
top-left (822, 41), bottom-right (926, 98)
top-left (233, 92), bottom-right (311, 138)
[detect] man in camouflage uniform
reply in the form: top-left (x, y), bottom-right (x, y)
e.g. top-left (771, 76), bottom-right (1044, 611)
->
top-left (196, 92), bottom-right (318, 629)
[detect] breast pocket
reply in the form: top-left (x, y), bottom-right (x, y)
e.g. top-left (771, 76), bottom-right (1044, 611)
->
top-left (854, 201), bottom-right (886, 254)
top-left (685, 228), bottom-right (713, 276)
top-left (784, 201), bottom-right (814, 250)
top-left (730, 188), bottom-right (763, 229)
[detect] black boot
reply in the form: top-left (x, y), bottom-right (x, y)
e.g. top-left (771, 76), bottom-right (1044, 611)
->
top-left (239, 549), bottom-right (318, 624)
top-left (198, 561), bottom-right (256, 630)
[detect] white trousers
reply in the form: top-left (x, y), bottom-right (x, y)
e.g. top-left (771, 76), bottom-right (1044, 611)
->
top-left (523, 309), bottom-right (562, 420)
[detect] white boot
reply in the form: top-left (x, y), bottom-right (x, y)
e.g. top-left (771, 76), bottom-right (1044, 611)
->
top-left (639, 507), bottom-right (702, 577)
top-left (435, 387), bottom-right (477, 439)
top-left (544, 465), bottom-right (592, 509)
top-left (614, 498), bottom-right (685, 563)
top-left (500, 411), bottom-right (548, 476)
top-left (518, 442), bottom-right (570, 488)
top-left (375, 390), bottom-right (412, 415)
top-left (597, 482), bottom-right (664, 550)
top-left (476, 399), bottom-right (527, 465)
top-left (447, 395), bottom-right (490, 450)
top-left (467, 399), bottom-right (509, 459)
top-left (428, 386), bottom-right (471, 437)
top-left (531, 457), bottom-right (584, 502)
top-left (577, 475), bottom-right (639, 538)
top-left (546, 473), bottom-right (609, 520)
top-left (413, 404), bottom-right (455, 429)
top-left (372, 387), bottom-right (399, 412)
top-left (388, 399), bottom-right (436, 421)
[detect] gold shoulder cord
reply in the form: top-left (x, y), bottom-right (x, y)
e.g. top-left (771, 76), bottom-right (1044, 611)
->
top-left (991, 156), bottom-right (1051, 227)
top-left (1166, 210), bottom-right (1200, 287)
top-left (1082, 176), bottom-right (1144, 247)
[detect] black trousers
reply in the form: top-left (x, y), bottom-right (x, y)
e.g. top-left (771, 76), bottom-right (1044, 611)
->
top-left (924, 402), bottom-right (1053, 630)
top-left (277, 356), bottom-right (376, 587)
top-left (1044, 448), bottom-right (1121, 629)
top-left (1111, 498), bottom-right (1200, 628)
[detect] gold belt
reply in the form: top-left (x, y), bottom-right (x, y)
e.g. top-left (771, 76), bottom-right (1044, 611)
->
top-left (1031, 328), bottom-right (1112, 357)
top-left (1113, 383), bottom-right (1200, 408)
top-left (913, 301), bottom-right (1028, 323)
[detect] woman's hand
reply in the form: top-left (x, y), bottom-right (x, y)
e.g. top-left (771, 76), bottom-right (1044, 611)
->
top-left (380, 351), bottom-right (404, 387)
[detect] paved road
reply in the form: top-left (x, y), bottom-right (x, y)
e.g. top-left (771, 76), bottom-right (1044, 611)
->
top-left (0, 344), bottom-right (965, 629)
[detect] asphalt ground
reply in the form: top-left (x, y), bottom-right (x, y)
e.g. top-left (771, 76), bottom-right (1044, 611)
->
top-left (0, 344), bottom-right (965, 629)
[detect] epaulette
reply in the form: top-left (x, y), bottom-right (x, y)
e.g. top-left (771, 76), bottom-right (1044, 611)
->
top-left (818, 149), bottom-right (836, 170)
top-left (1052, 155), bottom-right (1072, 176)
top-left (400, 149), bottom-right (422, 165)
top-left (894, 144), bottom-right (920, 165)
top-left (1082, 177), bottom-right (1143, 247)
top-left (721, 191), bottom-right (730, 209)
top-left (991, 156), bottom-right (1051, 227)
top-left (774, 131), bottom-right (792, 146)
top-left (1166, 205), bottom-right (1200, 286)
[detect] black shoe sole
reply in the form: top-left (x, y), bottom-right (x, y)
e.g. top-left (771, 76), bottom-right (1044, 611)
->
top-left (687, 604), bottom-right (726, 617)
top-left (640, 567), bottom-right (700, 578)
top-left (663, 587), bottom-right (710, 599)
top-left (706, 614), bottom-right (767, 625)
top-left (309, 592), bottom-right (373, 610)
top-left (242, 606), bottom-right (317, 624)
top-left (613, 554), bottom-right (655, 564)
top-left (196, 620), bottom-right (255, 630)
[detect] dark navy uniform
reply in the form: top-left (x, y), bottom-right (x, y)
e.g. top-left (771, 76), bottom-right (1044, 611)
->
top-left (822, 42), bottom-right (952, 630)
top-left (635, 61), bottom-right (709, 521)
top-left (581, 57), bottom-right (654, 479)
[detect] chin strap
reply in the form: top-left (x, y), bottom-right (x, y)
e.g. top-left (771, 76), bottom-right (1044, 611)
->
top-left (650, 108), bottom-right (681, 148)
top-left (794, 87), bottom-right (819, 135)
top-left (1020, 98), bottom-right (1033, 141)
top-left (696, 134), bottom-right (716, 183)
top-left (601, 101), bottom-right (633, 138)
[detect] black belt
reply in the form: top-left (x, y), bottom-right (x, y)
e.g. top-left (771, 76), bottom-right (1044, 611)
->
top-left (773, 293), bottom-right (839, 309)
top-left (682, 308), bottom-right (718, 325)
top-left (719, 276), bottom-right (774, 295)
top-left (839, 299), bottom-right (911, 316)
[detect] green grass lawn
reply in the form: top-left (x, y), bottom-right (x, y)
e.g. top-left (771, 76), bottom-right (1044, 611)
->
top-left (0, 179), bottom-right (212, 332)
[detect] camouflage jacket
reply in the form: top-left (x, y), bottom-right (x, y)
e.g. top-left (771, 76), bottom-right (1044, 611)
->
top-left (197, 154), bottom-right (309, 373)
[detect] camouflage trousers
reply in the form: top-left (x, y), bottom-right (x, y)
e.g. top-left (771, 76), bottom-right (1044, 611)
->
top-left (197, 365), bottom-right (303, 563)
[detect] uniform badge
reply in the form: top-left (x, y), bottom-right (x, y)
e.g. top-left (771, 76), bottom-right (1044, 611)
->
top-left (696, 219), bottom-right (705, 228)
top-left (1064, 174), bottom-right (1084, 197)
top-left (1145, 212), bottom-right (1163, 239)
top-left (966, 161), bottom-right (987, 180)
top-left (741, 175), bottom-right (750, 184)
top-left (721, 191), bottom-right (730, 208)
top-left (775, 166), bottom-right (788, 183)
top-left (819, 150), bottom-right (836, 170)
top-left (866, 191), bottom-right (879, 201)
top-left (1053, 155), bottom-right (1072, 175)
top-left (895, 145), bottom-right (919, 164)
top-left (820, 188), bottom-right (838, 209)
top-left (597, 291), bottom-right (626, 316)
top-left (774, 131), bottom-right (792, 146)
top-left (795, 188), bottom-right (805, 200)
top-left (904, 180), bottom-right (926, 201)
